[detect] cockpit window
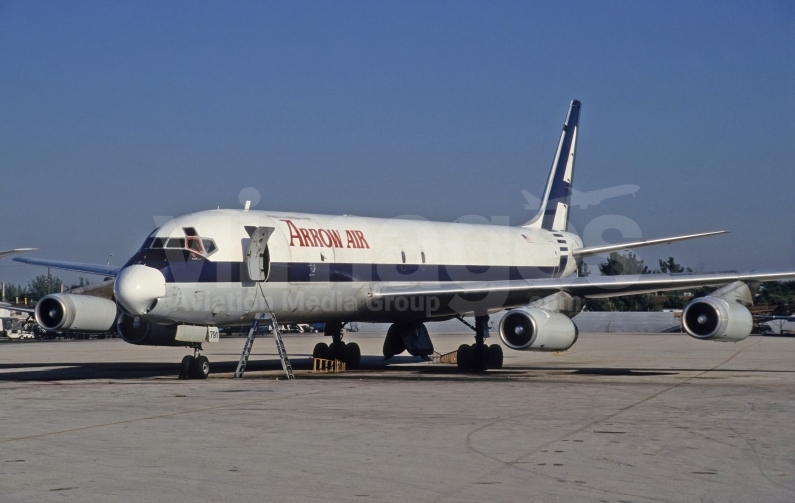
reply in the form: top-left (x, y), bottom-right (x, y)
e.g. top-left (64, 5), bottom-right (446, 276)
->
top-left (186, 237), bottom-right (202, 253)
top-left (165, 238), bottom-right (185, 249)
top-left (146, 231), bottom-right (218, 258)
top-left (202, 239), bottom-right (217, 254)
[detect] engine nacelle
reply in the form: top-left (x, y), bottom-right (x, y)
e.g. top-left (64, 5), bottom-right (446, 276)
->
top-left (682, 297), bottom-right (752, 342)
top-left (116, 314), bottom-right (188, 346)
top-left (499, 307), bottom-right (578, 351)
top-left (35, 293), bottom-right (117, 332)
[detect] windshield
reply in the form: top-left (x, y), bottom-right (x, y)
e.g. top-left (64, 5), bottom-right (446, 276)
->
top-left (143, 228), bottom-right (218, 258)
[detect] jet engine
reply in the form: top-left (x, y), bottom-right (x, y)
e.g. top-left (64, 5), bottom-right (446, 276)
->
top-left (35, 293), bottom-right (117, 332)
top-left (116, 313), bottom-right (186, 346)
top-left (498, 307), bottom-right (578, 351)
top-left (682, 297), bottom-right (752, 342)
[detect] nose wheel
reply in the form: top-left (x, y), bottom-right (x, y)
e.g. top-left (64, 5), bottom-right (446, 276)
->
top-left (179, 345), bottom-right (210, 379)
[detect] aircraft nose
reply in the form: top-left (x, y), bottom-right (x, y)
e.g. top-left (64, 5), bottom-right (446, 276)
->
top-left (114, 265), bottom-right (167, 316)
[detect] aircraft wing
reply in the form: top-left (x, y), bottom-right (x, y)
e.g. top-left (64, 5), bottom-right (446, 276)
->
top-left (65, 278), bottom-right (116, 299)
top-left (0, 248), bottom-right (37, 259)
top-left (755, 315), bottom-right (795, 322)
top-left (0, 302), bottom-right (35, 314)
top-left (571, 231), bottom-right (728, 259)
top-left (13, 257), bottom-right (121, 276)
top-left (373, 270), bottom-right (795, 315)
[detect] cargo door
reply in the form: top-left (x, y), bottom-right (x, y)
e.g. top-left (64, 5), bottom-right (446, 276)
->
top-left (246, 227), bottom-right (275, 282)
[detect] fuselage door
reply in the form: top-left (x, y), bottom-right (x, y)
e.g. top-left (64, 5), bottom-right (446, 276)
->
top-left (246, 227), bottom-right (275, 282)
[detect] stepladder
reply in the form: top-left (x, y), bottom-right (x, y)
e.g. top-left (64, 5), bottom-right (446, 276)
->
top-left (234, 313), bottom-right (295, 380)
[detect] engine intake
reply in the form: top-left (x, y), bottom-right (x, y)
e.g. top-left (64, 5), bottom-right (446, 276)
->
top-left (116, 314), bottom-right (186, 346)
top-left (35, 293), bottom-right (117, 332)
top-left (682, 297), bottom-right (752, 342)
top-left (499, 307), bottom-right (578, 351)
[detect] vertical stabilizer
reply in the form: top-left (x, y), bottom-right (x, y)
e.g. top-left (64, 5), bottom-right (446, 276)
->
top-left (523, 100), bottom-right (581, 231)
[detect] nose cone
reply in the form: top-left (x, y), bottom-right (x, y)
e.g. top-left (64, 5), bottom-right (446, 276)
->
top-left (114, 265), bottom-right (166, 316)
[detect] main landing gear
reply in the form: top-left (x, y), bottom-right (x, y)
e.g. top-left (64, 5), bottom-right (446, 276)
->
top-left (179, 344), bottom-right (210, 379)
top-left (456, 315), bottom-right (503, 372)
top-left (312, 321), bottom-right (361, 369)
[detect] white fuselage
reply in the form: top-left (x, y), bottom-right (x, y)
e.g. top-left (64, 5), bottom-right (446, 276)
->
top-left (123, 209), bottom-right (581, 326)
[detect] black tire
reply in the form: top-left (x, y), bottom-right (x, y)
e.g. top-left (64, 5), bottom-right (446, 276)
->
top-left (180, 355), bottom-right (194, 379)
top-left (488, 344), bottom-right (504, 369)
top-left (345, 342), bottom-right (361, 369)
top-left (312, 342), bottom-right (330, 360)
top-left (471, 344), bottom-right (489, 372)
top-left (456, 344), bottom-right (472, 371)
top-left (329, 340), bottom-right (346, 361)
top-left (383, 325), bottom-right (406, 359)
top-left (191, 355), bottom-right (210, 379)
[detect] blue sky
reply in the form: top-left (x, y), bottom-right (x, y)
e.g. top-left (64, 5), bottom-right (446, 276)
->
top-left (1, 1), bottom-right (793, 285)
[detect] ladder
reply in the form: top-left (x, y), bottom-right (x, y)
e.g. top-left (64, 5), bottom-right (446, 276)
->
top-left (234, 313), bottom-right (295, 380)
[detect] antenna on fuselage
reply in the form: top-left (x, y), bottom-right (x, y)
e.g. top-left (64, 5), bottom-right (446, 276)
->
top-left (244, 200), bottom-right (251, 211)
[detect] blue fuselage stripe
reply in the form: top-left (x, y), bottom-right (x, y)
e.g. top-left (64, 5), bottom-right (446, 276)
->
top-left (124, 249), bottom-right (570, 283)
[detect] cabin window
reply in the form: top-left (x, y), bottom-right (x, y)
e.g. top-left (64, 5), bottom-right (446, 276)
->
top-left (401, 251), bottom-right (406, 264)
top-left (421, 251), bottom-right (425, 264)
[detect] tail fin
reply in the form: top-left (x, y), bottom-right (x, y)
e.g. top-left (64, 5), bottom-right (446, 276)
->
top-left (523, 99), bottom-right (581, 231)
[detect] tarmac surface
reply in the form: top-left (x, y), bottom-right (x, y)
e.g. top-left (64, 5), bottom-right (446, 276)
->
top-left (1, 331), bottom-right (793, 502)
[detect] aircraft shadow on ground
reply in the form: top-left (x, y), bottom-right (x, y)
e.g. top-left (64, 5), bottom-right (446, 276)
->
top-left (0, 353), bottom-right (790, 381)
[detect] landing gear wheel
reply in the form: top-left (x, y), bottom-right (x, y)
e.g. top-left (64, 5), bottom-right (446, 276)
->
top-left (471, 344), bottom-right (489, 372)
top-left (329, 340), bottom-right (346, 361)
top-left (190, 355), bottom-right (210, 379)
top-left (456, 344), bottom-right (472, 371)
top-left (345, 342), bottom-right (361, 369)
top-left (488, 344), bottom-right (503, 369)
top-left (312, 342), bottom-right (330, 360)
top-left (179, 355), bottom-right (194, 379)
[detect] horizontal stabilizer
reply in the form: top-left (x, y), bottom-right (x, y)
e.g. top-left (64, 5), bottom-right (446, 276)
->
top-left (13, 257), bottom-right (121, 276)
top-left (571, 231), bottom-right (728, 259)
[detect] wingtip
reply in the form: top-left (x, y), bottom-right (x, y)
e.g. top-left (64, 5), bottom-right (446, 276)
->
top-left (1, 248), bottom-right (37, 259)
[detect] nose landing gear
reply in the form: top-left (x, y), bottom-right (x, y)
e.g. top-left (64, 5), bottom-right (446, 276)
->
top-left (179, 344), bottom-right (210, 379)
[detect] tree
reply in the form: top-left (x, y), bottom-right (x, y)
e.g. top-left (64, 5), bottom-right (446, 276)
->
top-left (658, 257), bottom-right (692, 274)
top-left (27, 274), bottom-right (64, 301)
top-left (755, 281), bottom-right (795, 314)
top-left (598, 252), bottom-right (651, 276)
top-left (2, 275), bottom-right (89, 303)
top-left (586, 252), bottom-right (658, 312)
top-left (2, 283), bottom-right (29, 303)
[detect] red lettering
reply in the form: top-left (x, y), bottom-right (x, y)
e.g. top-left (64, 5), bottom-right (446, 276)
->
top-left (308, 228), bottom-right (322, 247)
top-left (354, 230), bottom-right (370, 249)
top-left (345, 230), bottom-right (358, 248)
top-left (299, 228), bottom-right (313, 247)
top-left (318, 229), bottom-right (333, 247)
top-left (329, 230), bottom-right (343, 248)
top-left (282, 220), bottom-right (305, 247)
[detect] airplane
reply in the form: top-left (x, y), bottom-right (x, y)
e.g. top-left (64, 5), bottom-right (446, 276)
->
top-left (11, 100), bottom-right (795, 379)
top-left (522, 184), bottom-right (640, 210)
